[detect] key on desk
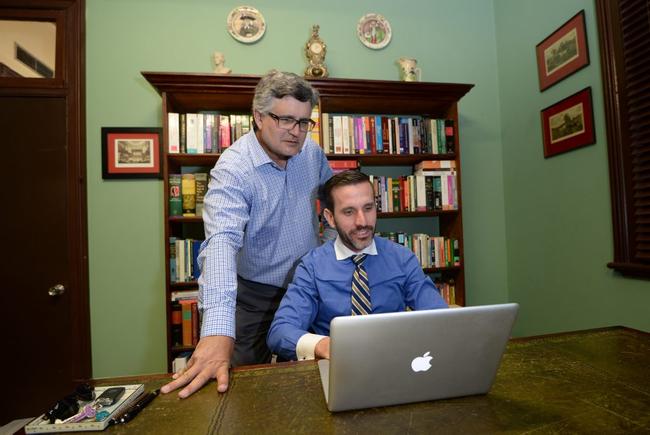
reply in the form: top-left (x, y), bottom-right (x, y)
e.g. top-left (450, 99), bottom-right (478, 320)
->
top-left (62, 404), bottom-right (96, 423)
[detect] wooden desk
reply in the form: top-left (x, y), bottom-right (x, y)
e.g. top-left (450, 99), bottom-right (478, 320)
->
top-left (84, 327), bottom-right (650, 434)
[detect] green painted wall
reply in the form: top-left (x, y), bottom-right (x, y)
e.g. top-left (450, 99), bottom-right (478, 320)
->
top-left (87, 0), bottom-right (506, 378)
top-left (87, 0), bottom-right (648, 379)
top-left (494, 0), bottom-right (650, 336)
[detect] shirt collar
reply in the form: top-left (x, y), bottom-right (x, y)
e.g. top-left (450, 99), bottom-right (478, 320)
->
top-left (334, 236), bottom-right (378, 261)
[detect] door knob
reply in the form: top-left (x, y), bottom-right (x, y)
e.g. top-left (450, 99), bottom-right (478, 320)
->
top-left (48, 284), bottom-right (66, 296)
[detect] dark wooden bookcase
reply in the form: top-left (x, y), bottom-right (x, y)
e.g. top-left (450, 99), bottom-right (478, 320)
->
top-left (143, 72), bottom-right (473, 370)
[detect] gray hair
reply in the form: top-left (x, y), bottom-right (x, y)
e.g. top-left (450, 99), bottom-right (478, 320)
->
top-left (252, 70), bottom-right (319, 127)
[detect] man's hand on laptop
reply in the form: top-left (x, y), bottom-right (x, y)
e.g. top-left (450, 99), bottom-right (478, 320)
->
top-left (160, 335), bottom-right (234, 398)
top-left (315, 337), bottom-right (331, 359)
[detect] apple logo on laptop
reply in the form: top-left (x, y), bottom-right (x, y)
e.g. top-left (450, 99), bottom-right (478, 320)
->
top-left (411, 351), bottom-right (433, 372)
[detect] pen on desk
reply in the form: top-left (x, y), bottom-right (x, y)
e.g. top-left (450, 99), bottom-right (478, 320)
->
top-left (116, 389), bottom-right (160, 424)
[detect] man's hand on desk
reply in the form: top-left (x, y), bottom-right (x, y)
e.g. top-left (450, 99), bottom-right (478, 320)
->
top-left (315, 337), bottom-right (330, 360)
top-left (160, 335), bottom-right (234, 398)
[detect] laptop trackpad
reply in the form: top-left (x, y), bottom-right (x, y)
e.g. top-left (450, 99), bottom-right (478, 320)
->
top-left (318, 359), bottom-right (330, 403)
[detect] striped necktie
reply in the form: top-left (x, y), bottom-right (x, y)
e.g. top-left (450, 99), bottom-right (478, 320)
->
top-left (351, 254), bottom-right (371, 315)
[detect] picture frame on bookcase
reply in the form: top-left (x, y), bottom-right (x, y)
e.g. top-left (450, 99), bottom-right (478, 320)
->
top-left (535, 10), bottom-right (589, 91)
top-left (101, 127), bottom-right (163, 179)
top-left (541, 87), bottom-right (595, 158)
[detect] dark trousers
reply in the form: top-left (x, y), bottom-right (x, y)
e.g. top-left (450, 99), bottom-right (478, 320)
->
top-left (231, 276), bottom-right (286, 367)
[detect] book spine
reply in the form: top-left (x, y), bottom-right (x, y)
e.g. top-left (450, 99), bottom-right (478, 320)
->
top-left (169, 237), bottom-right (177, 283)
top-left (175, 239), bottom-right (185, 282)
top-left (374, 116), bottom-right (383, 154)
top-left (191, 240), bottom-right (201, 280)
top-left (392, 178), bottom-right (400, 212)
top-left (171, 301), bottom-right (182, 346)
top-left (196, 113), bottom-right (204, 154)
top-left (194, 173), bottom-right (208, 217)
top-left (321, 113), bottom-right (330, 154)
top-left (191, 301), bottom-right (199, 346)
top-left (416, 175), bottom-right (426, 211)
top-left (169, 174), bottom-right (182, 216)
top-left (181, 174), bottom-right (196, 216)
top-left (437, 120), bottom-right (445, 154)
top-left (204, 113), bottom-right (213, 154)
top-left (186, 113), bottom-right (198, 154)
top-left (219, 116), bottom-right (231, 149)
top-left (180, 300), bottom-right (193, 346)
top-left (332, 116), bottom-right (343, 154)
top-left (369, 116), bottom-right (377, 154)
top-left (445, 119), bottom-right (455, 153)
top-left (310, 106), bottom-right (320, 146)
top-left (212, 114), bottom-right (220, 153)
top-left (179, 113), bottom-right (187, 153)
top-left (341, 116), bottom-right (351, 154)
top-left (425, 176), bottom-right (434, 211)
top-left (168, 113), bottom-right (180, 153)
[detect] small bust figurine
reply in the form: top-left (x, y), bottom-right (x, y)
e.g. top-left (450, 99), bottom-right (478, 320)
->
top-left (213, 51), bottom-right (232, 74)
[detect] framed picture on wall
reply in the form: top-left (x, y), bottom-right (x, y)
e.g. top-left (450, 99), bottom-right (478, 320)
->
top-left (102, 127), bottom-right (163, 179)
top-left (541, 87), bottom-right (595, 158)
top-left (535, 10), bottom-right (589, 91)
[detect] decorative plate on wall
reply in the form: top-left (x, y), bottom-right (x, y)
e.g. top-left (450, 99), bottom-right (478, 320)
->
top-left (227, 6), bottom-right (266, 44)
top-left (357, 13), bottom-right (392, 50)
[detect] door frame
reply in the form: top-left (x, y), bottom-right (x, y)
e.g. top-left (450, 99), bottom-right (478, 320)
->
top-left (0, 0), bottom-right (90, 381)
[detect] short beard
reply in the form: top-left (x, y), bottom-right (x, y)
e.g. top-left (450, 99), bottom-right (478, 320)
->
top-left (336, 223), bottom-right (375, 252)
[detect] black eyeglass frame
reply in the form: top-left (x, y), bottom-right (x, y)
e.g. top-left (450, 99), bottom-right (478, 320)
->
top-left (267, 112), bottom-right (316, 132)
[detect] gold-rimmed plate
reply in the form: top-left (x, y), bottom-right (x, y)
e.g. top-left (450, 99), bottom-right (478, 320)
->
top-left (357, 13), bottom-right (392, 50)
top-left (227, 6), bottom-right (266, 44)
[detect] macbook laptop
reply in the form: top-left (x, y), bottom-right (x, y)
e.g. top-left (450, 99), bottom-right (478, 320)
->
top-left (317, 303), bottom-right (519, 412)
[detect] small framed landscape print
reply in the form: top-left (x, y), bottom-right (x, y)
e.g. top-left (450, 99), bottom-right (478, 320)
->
top-left (541, 87), bottom-right (595, 158)
top-left (536, 10), bottom-right (589, 91)
top-left (101, 127), bottom-right (162, 179)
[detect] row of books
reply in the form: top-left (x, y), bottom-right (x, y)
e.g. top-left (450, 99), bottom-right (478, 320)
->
top-left (169, 163), bottom-right (457, 218)
top-left (319, 113), bottom-right (455, 155)
top-left (166, 109), bottom-right (455, 157)
top-left (435, 279), bottom-right (457, 305)
top-left (167, 112), bottom-right (253, 154)
top-left (171, 291), bottom-right (200, 347)
top-left (170, 238), bottom-right (202, 283)
top-left (168, 281), bottom-right (456, 349)
top-left (169, 161), bottom-right (361, 221)
top-left (379, 232), bottom-right (460, 269)
top-left (370, 162), bottom-right (458, 213)
top-left (169, 173), bottom-right (208, 217)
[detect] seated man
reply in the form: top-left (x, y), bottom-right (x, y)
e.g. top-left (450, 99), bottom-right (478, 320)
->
top-left (267, 170), bottom-right (448, 361)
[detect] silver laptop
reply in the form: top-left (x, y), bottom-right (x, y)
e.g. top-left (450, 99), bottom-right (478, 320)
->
top-left (317, 303), bottom-right (519, 412)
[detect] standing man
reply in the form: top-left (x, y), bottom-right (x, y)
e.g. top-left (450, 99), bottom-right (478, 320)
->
top-left (267, 171), bottom-right (448, 361)
top-left (162, 70), bottom-right (332, 398)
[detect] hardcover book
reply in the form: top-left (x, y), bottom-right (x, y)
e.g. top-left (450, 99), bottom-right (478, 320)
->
top-left (168, 113), bottom-right (180, 153)
top-left (181, 174), bottom-right (196, 216)
top-left (168, 174), bottom-right (182, 216)
top-left (194, 173), bottom-right (208, 217)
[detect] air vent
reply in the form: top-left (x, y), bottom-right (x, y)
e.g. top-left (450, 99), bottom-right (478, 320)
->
top-left (15, 43), bottom-right (54, 78)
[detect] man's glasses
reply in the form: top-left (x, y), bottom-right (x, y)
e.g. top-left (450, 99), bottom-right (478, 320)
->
top-left (267, 112), bottom-right (316, 132)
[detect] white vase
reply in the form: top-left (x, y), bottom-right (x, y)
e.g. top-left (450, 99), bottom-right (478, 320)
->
top-left (397, 57), bottom-right (421, 82)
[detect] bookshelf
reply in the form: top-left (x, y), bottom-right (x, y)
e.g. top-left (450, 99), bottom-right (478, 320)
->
top-left (143, 72), bottom-right (473, 370)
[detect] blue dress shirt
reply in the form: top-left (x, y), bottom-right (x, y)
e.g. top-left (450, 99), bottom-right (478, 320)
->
top-left (267, 236), bottom-right (449, 360)
top-left (198, 131), bottom-right (332, 338)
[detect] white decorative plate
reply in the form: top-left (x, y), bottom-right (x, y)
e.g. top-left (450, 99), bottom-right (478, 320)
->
top-left (357, 13), bottom-right (392, 50)
top-left (227, 6), bottom-right (266, 44)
